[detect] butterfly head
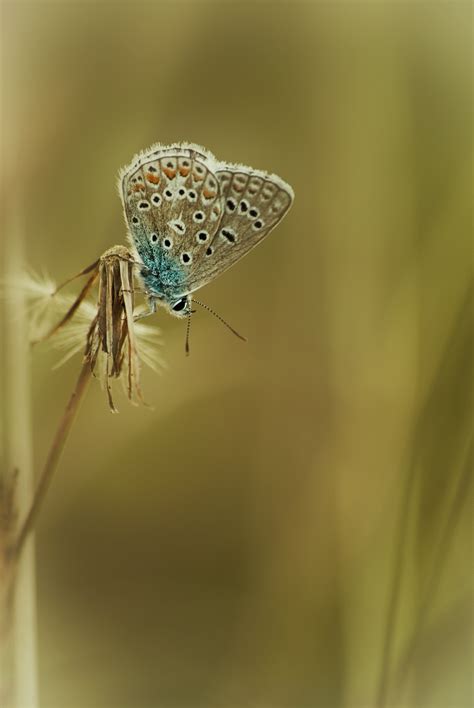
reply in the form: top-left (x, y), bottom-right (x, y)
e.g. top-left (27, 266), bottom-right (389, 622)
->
top-left (147, 292), bottom-right (192, 319)
top-left (169, 295), bottom-right (192, 318)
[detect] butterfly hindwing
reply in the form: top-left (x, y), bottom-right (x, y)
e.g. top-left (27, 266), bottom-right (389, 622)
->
top-left (180, 166), bottom-right (294, 294)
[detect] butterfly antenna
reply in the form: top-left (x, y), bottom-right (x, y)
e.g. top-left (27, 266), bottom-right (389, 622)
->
top-left (191, 298), bottom-right (247, 342)
top-left (185, 312), bottom-right (192, 356)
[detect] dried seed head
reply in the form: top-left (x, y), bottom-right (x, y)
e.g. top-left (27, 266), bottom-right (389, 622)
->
top-left (85, 246), bottom-right (147, 411)
top-left (6, 246), bottom-right (163, 411)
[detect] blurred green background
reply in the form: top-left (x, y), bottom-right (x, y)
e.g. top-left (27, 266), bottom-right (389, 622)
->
top-left (1, 1), bottom-right (472, 707)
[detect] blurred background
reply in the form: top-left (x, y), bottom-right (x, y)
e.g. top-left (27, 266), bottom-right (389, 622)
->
top-left (1, 1), bottom-right (472, 707)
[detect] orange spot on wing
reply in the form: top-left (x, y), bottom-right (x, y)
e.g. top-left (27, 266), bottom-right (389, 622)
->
top-left (146, 173), bottom-right (160, 184)
top-left (203, 189), bottom-right (216, 199)
top-left (163, 167), bottom-right (176, 179)
top-left (179, 167), bottom-right (190, 177)
top-left (193, 171), bottom-right (204, 181)
top-left (131, 184), bottom-right (144, 192)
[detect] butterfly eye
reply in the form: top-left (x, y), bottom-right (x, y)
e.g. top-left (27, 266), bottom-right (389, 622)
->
top-left (132, 216), bottom-right (139, 225)
top-left (138, 200), bottom-right (150, 211)
top-left (164, 189), bottom-right (173, 200)
top-left (163, 237), bottom-right (173, 249)
top-left (150, 233), bottom-right (158, 243)
top-left (249, 207), bottom-right (259, 219)
top-left (151, 194), bottom-right (162, 206)
top-left (193, 211), bottom-right (205, 223)
top-left (196, 230), bottom-right (209, 243)
top-left (239, 200), bottom-right (249, 213)
top-left (181, 252), bottom-right (192, 264)
top-left (187, 190), bottom-right (197, 202)
top-left (252, 219), bottom-right (264, 231)
top-left (172, 297), bottom-right (187, 312)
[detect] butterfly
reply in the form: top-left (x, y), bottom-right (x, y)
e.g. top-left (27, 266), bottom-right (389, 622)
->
top-left (118, 142), bottom-right (294, 321)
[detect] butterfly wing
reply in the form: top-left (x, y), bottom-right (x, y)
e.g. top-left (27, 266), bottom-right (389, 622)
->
top-left (119, 144), bottom-right (223, 299)
top-left (180, 165), bottom-right (294, 294)
top-left (119, 144), bottom-right (294, 301)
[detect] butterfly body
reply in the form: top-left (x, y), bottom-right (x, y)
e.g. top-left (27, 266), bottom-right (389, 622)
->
top-left (118, 142), bottom-right (294, 318)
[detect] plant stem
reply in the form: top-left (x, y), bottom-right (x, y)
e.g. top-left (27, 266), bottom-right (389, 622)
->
top-left (375, 457), bottom-right (417, 708)
top-left (391, 436), bottom-right (473, 699)
top-left (11, 359), bottom-right (92, 560)
top-left (0, 202), bottom-right (38, 708)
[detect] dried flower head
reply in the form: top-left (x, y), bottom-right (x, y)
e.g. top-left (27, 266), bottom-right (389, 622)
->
top-left (7, 246), bottom-right (163, 411)
top-left (84, 245), bottom-right (152, 410)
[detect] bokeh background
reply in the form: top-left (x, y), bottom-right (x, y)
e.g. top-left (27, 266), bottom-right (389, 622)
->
top-left (1, 1), bottom-right (472, 707)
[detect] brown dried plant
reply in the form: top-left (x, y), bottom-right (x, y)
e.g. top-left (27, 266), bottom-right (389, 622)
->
top-left (5, 245), bottom-right (162, 560)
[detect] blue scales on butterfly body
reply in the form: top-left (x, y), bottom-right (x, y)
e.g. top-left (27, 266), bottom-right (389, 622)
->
top-left (130, 222), bottom-right (187, 303)
top-left (118, 142), bottom-right (294, 318)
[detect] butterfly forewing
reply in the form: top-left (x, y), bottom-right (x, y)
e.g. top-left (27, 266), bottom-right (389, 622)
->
top-left (121, 146), bottom-right (223, 296)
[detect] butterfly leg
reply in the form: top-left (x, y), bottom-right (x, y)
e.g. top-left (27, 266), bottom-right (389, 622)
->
top-left (133, 295), bottom-right (158, 321)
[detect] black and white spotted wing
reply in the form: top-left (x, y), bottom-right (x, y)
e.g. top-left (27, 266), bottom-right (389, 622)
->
top-left (179, 166), bottom-right (294, 294)
top-left (119, 143), bottom-right (294, 302)
top-left (121, 147), bottom-right (223, 276)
